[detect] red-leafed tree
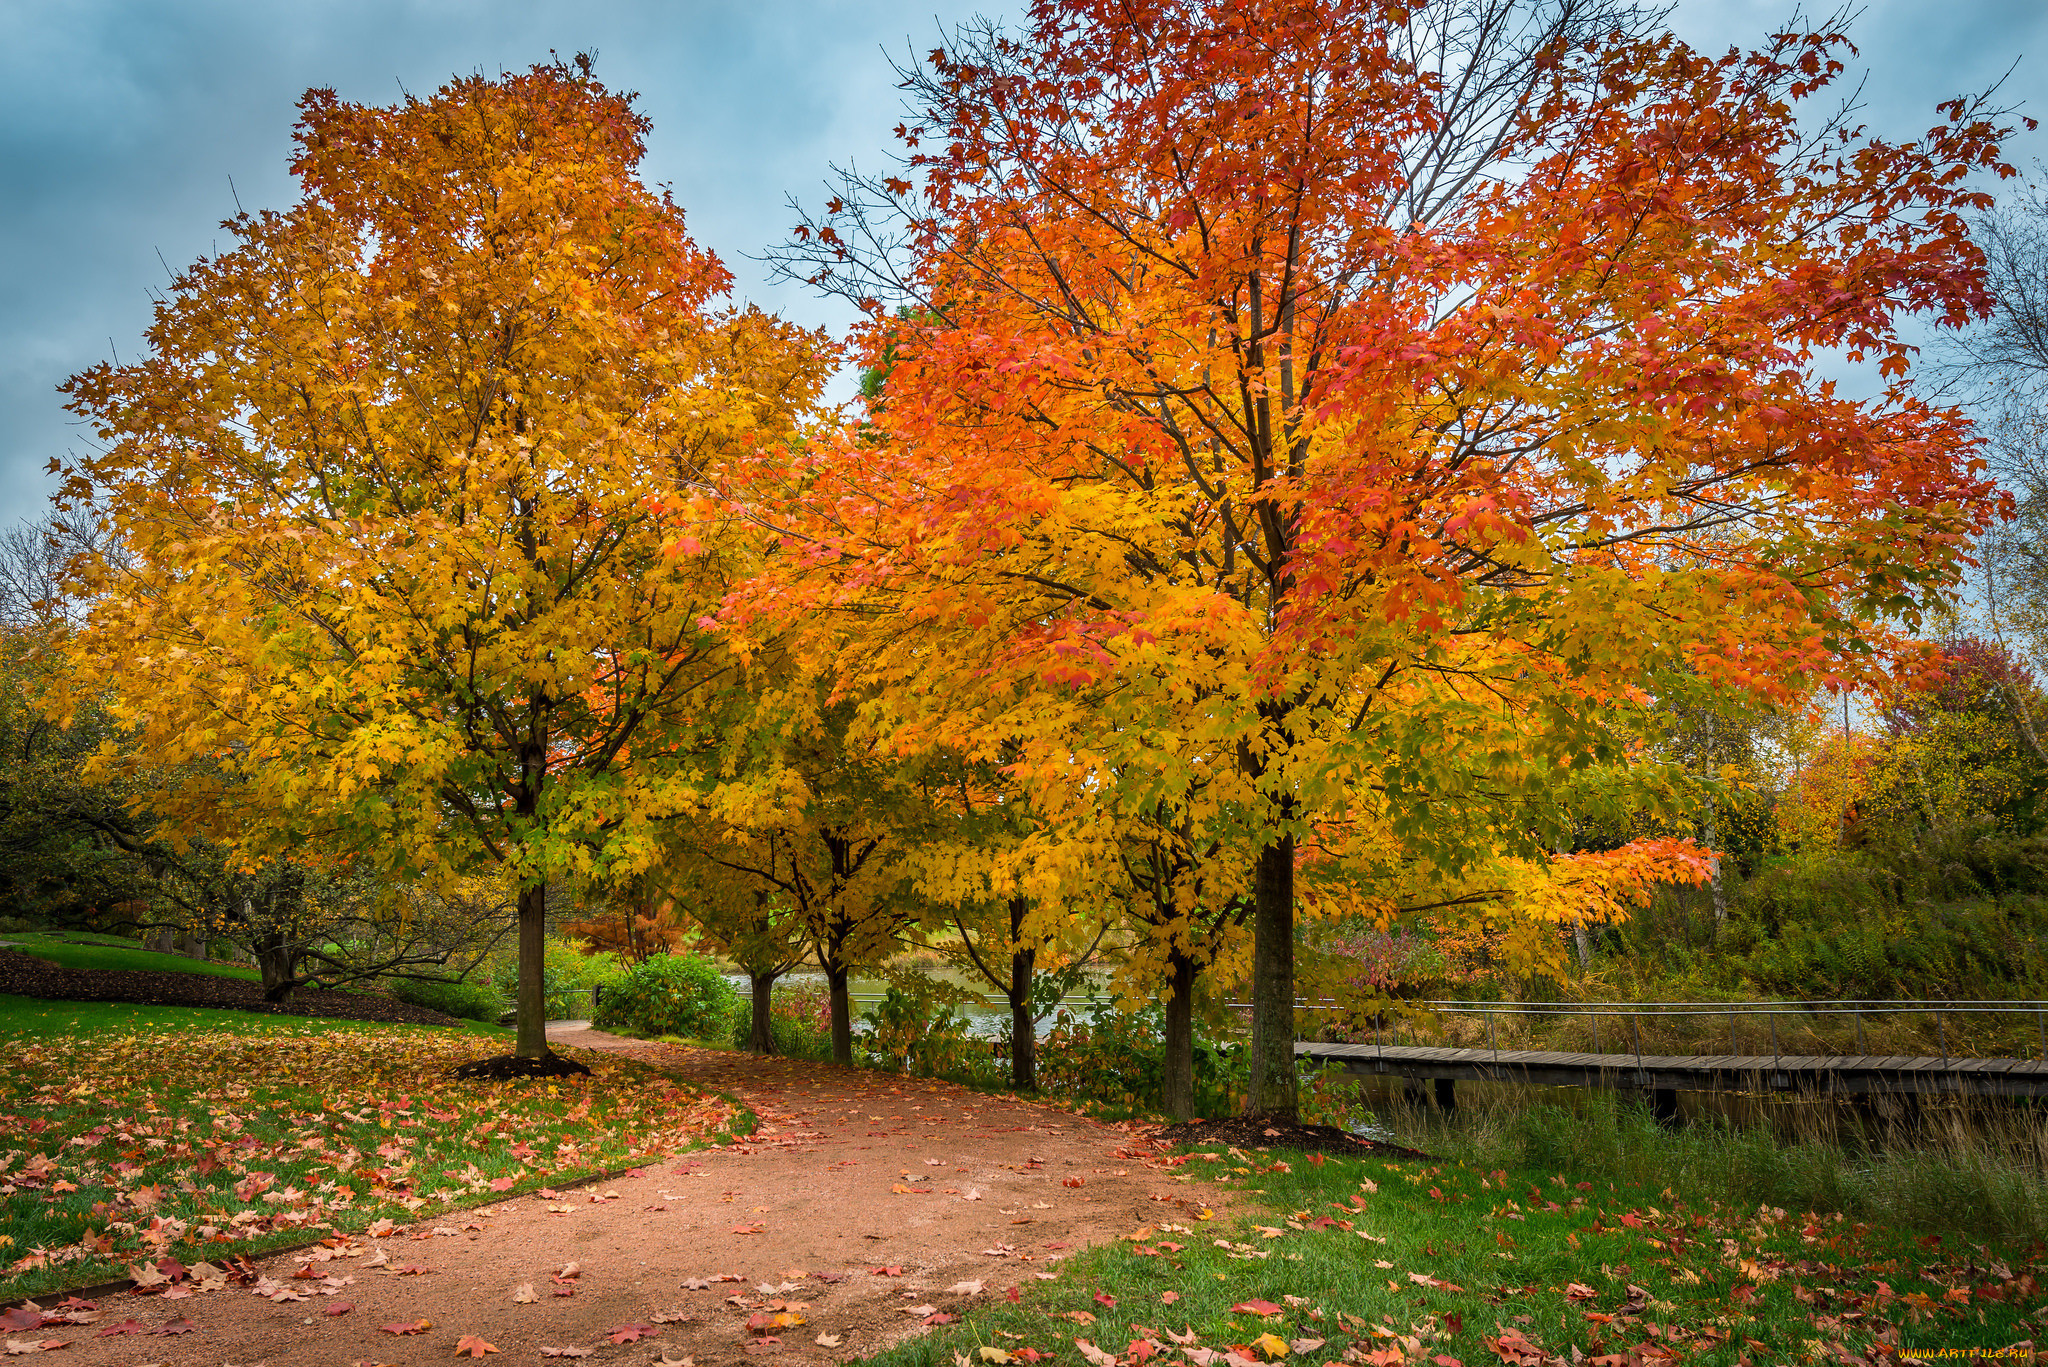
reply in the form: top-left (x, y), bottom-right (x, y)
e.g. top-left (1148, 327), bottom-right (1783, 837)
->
top-left (764, 0), bottom-right (2016, 1118)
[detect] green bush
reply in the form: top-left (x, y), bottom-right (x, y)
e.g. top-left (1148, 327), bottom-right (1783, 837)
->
top-left (857, 974), bottom-right (985, 1078)
top-left (1034, 999), bottom-right (1242, 1116)
top-left (592, 953), bottom-right (739, 1041)
top-left (387, 976), bottom-right (505, 1023)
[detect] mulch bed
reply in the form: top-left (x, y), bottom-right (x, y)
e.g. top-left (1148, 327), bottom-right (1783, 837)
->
top-left (0, 949), bottom-right (463, 1027)
top-left (1155, 1114), bottom-right (1433, 1157)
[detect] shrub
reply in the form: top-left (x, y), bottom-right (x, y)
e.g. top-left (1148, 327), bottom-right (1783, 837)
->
top-left (857, 973), bottom-right (987, 1079)
top-left (592, 953), bottom-right (739, 1041)
top-left (387, 976), bottom-right (505, 1023)
top-left (1035, 999), bottom-right (1242, 1116)
top-left (730, 980), bottom-right (835, 1059)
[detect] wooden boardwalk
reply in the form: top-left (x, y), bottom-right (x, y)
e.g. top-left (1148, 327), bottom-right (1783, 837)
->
top-left (1296, 1039), bottom-right (2048, 1099)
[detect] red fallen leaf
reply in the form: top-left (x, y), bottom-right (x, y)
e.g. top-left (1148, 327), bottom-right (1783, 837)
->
top-left (813, 1272), bottom-right (850, 1284)
top-left (923, 1313), bottom-right (958, 1326)
top-left (0, 1311), bottom-right (44, 1332)
top-left (96, 1320), bottom-right (148, 1337)
top-left (1432, 1357), bottom-right (1465, 1367)
top-left (1013, 1352), bottom-right (1052, 1363)
top-left (872, 1266), bottom-right (904, 1276)
top-left (553, 1286), bottom-right (576, 1298)
top-left (326, 1303), bottom-right (355, 1317)
top-left (1306, 1154), bottom-right (1326, 1167)
top-left (488, 1177), bottom-right (517, 1192)
top-left (1482, 1331), bottom-right (1544, 1366)
top-left (732, 1223), bottom-right (766, 1235)
top-left (395, 1265), bottom-right (435, 1276)
top-left (152, 1319), bottom-right (197, 1336)
top-left (1161, 1292), bottom-right (1179, 1305)
top-left (455, 1334), bottom-right (500, 1357)
top-left (1062, 1177), bottom-right (1085, 1188)
top-left (1126, 1341), bottom-right (1159, 1364)
top-left (607, 1324), bottom-right (656, 1344)
top-left (1094, 1293), bottom-right (1118, 1309)
top-left (291, 1266), bottom-right (321, 1280)
top-left (1008, 1288), bottom-right (1023, 1304)
top-left (383, 1320), bottom-right (433, 1335)
top-left (1618, 1212), bottom-right (1642, 1229)
top-left (1232, 1301), bottom-right (1284, 1318)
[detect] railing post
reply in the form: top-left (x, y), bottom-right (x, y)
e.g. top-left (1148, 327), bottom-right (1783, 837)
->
top-left (1590, 1010), bottom-right (1599, 1055)
top-left (1938, 1008), bottom-right (1947, 1066)
top-left (1489, 1009), bottom-right (1499, 1067)
top-left (1770, 1012), bottom-right (1780, 1070)
top-left (1730, 1008), bottom-right (1737, 1058)
top-left (1854, 1008), bottom-right (1864, 1056)
top-left (2038, 1006), bottom-right (2044, 1063)
top-left (1632, 1012), bottom-right (1644, 1073)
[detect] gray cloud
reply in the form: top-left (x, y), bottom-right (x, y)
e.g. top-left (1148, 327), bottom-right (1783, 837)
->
top-left (4, 0), bottom-right (2045, 525)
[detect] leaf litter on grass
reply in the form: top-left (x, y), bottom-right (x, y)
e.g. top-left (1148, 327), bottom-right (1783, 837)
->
top-left (858, 1137), bottom-right (2048, 1366)
top-left (0, 1020), bottom-right (733, 1301)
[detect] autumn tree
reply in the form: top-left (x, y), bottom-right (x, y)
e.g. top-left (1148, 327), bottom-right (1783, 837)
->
top-left (57, 59), bottom-right (826, 1067)
top-left (769, 0), bottom-right (2016, 1117)
top-left (655, 823), bottom-right (815, 1054)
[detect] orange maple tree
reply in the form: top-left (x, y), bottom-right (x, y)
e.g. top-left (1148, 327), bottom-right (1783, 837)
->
top-left (763, 0), bottom-right (2018, 1117)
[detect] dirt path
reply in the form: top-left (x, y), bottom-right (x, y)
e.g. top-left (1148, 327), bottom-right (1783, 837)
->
top-left (16, 1025), bottom-right (1214, 1366)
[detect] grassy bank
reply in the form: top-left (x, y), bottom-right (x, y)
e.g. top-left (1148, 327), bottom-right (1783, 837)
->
top-left (0, 1000), bottom-right (739, 1303)
top-left (0, 929), bottom-right (261, 980)
top-left (873, 1121), bottom-right (2048, 1367)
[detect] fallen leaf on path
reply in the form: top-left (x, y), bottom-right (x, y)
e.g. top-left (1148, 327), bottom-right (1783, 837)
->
top-left (924, 1313), bottom-right (958, 1326)
top-left (537, 1350), bottom-right (591, 1359)
top-left (815, 1335), bottom-right (843, 1349)
top-left (511, 1285), bottom-right (539, 1304)
top-left (872, 1266), bottom-right (904, 1277)
top-left (381, 1320), bottom-right (431, 1336)
top-left (606, 1324), bottom-right (656, 1344)
top-left (950, 1280), bottom-right (985, 1296)
top-left (326, 1303), bottom-right (355, 1317)
top-left (453, 1336), bottom-right (498, 1358)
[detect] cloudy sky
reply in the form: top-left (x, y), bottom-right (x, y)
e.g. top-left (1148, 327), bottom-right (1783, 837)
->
top-left (3, 0), bottom-right (2045, 527)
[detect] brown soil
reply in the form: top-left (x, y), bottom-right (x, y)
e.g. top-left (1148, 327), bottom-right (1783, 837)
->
top-left (1155, 1116), bottom-right (1430, 1158)
top-left (0, 949), bottom-right (465, 1027)
top-left (11, 1025), bottom-right (1224, 1367)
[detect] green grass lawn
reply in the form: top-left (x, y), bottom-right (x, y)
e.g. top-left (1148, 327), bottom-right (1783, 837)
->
top-left (0, 1001), bottom-right (742, 1304)
top-left (867, 1138), bottom-right (2048, 1367)
top-left (0, 994), bottom-right (509, 1037)
top-left (0, 929), bottom-right (262, 980)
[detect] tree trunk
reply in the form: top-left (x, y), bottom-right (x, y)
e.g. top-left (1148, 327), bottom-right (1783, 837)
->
top-left (256, 931), bottom-right (296, 1003)
top-left (1007, 937), bottom-right (1037, 1092)
top-left (1572, 921), bottom-right (1593, 969)
top-left (1704, 800), bottom-right (1727, 925)
top-left (1163, 951), bottom-right (1197, 1122)
top-left (1246, 833), bottom-right (1298, 1120)
top-left (748, 969), bottom-right (781, 1055)
top-left (823, 953), bottom-right (854, 1066)
top-left (515, 880), bottom-right (549, 1059)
